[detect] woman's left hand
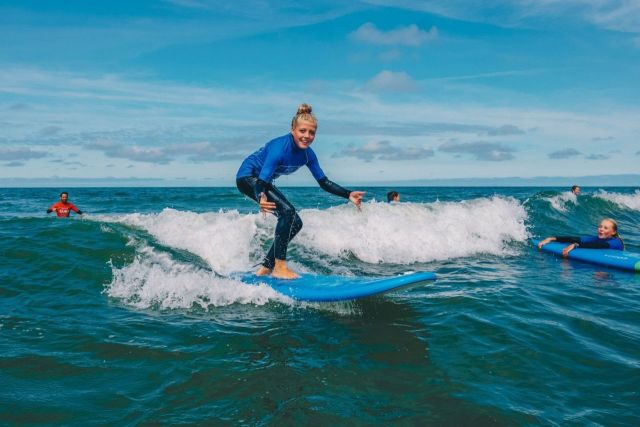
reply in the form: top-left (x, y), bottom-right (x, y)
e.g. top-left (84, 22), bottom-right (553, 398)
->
top-left (349, 191), bottom-right (365, 211)
top-left (562, 243), bottom-right (577, 257)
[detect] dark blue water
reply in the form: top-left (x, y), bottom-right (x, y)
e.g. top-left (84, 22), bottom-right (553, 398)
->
top-left (1, 187), bottom-right (639, 425)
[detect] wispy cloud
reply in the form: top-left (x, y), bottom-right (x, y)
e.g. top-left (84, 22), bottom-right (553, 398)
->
top-left (485, 124), bottom-right (526, 136)
top-left (84, 141), bottom-right (173, 164)
top-left (438, 140), bottom-right (516, 161)
top-left (362, 0), bottom-right (640, 33)
top-left (350, 22), bottom-right (438, 46)
top-left (37, 126), bottom-right (64, 137)
top-left (548, 148), bottom-right (581, 159)
top-left (82, 138), bottom-right (253, 165)
top-left (366, 70), bottom-right (417, 92)
top-left (585, 153), bottom-right (610, 160)
top-left (0, 148), bottom-right (49, 161)
top-left (0, 1), bottom-right (363, 62)
top-left (333, 140), bottom-right (434, 162)
top-left (8, 103), bottom-right (29, 111)
top-left (164, 0), bottom-right (210, 9)
top-left (592, 136), bottom-right (615, 141)
top-left (4, 161), bottom-right (25, 167)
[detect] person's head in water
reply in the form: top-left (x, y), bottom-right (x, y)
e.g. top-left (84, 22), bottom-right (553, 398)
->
top-left (60, 191), bottom-right (69, 203)
top-left (291, 104), bottom-right (317, 150)
top-left (387, 191), bottom-right (400, 202)
top-left (571, 185), bottom-right (581, 195)
top-left (598, 218), bottom-right (619, 239)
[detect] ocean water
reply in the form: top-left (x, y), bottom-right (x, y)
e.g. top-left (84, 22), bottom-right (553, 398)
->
top-left (1, 186), bottom-right (639, 426)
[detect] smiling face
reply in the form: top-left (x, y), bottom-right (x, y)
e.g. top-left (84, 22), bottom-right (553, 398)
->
top-left (598, 219), bottom-right (617, 239)
top-left (60, 193), bottom-right (69, 203)
top-left (291, 119), bottom-right (317, 150)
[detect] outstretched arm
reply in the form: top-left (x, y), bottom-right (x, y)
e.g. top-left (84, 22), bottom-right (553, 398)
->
top-left (317, 177), bottom-right (365, 210)
top-left (69, 203), bottom-right (83, 216)
top-left (537, 237), bottom-right (556, 248)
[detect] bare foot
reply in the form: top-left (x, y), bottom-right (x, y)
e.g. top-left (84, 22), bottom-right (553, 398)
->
top-left (271, 259), bottom-right (299, 280)
top-left (255, 266), bottom-right (272, 276)
top-left (271, 268), bottom-right (299, 279)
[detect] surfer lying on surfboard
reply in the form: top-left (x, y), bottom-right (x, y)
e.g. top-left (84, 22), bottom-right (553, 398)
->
top-left (236, 103), bottom-right (365, 280)
top-left (537, 218), bottom-right (624, 256)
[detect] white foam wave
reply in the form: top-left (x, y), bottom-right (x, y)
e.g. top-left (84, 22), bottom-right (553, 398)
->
top-left (594, 189), bottom-right (640, 211)
top-left (295, 196), bottom-right (529, 264)
top-left (99, 197), bottom-right (528, 272)
top-left (106, 245), bottom-right (289, 309)
top-left (100, 208), bottom-right (268, 275)
top-left (544, 191), bottom-right (577, 212)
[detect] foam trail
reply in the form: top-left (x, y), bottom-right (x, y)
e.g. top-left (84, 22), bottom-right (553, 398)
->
top-left (296, 196), bottom-right (529, 264)
top-left (594, 190), bottom-right (640, 211)
top-left (106, 245), bottom-right (289, 309)
top-left (544, 191), bottom-right (577, 212)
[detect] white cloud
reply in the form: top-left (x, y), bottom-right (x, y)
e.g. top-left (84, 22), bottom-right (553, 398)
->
top-left (548, 148), bottom-right (581, 159)
top-left (334, 140), bottom-right (435, 161)
top-left (439, 141), bottom-right (516, 161)
top-left (361, 0), bottom-right (640, 33)
top-left (367, 70), bottom-right (417, 92)
top-left (2, 67), bottom-right (640, 180)
top-left (0, 147), bottom-right (49, 161)
top-left (351, 22), bottom-right (438, 46)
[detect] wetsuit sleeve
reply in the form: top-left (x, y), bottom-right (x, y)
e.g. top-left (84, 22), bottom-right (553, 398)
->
top-left (318, 177), bottom-right (351, 199)
top-left (69, 203), bottom-right (82, 215)
top-left (306, 148), bottom-right (326, 181)
top-left (578, 236), bottom-right (623, 250)
top-left (555, 236), bottom-right (581, 244)
top-left (254, 179), bottom-right (269, 201)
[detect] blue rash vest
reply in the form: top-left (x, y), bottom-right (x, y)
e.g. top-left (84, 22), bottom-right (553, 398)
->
top-left (556, 235), bottom-right (624, 250)
top-left (579, 236), bottom-right (624, 250)
top-left (236, 133), bottom-right (326, 183)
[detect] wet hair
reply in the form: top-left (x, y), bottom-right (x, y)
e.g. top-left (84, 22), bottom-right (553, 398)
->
top-left (291, 103), bottom-right (317, 128)
top-left (571, 185), bottom-right (579, 193)
top-left (602, 218), bottom-right (624, 249)
top-left (60, 191), bottom-right (68, 197)
top-left (387, 191), bottom-right (399, 202)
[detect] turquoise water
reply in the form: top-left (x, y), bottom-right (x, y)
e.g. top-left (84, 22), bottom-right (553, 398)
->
top-left (1, 187), bottom-right (639, 425)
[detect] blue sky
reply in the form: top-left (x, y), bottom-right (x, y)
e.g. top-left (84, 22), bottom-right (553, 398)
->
top-left (1, 0), bottom-right (639, 186)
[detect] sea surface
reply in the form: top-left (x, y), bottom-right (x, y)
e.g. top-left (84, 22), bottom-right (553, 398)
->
top-left (1, 186), bottom-right (639, 426)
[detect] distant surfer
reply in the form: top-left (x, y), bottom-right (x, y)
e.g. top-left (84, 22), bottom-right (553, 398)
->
top-left (47, 191), bottom-right (83, 217)
top-left (537, 218), bottom-right (624, 256)
top-left (236, 104), bottom-right (364, 279)
top-left (387, 191), bottom-right (400, 203)
top-left (571, 185), bottom-right (581, 195)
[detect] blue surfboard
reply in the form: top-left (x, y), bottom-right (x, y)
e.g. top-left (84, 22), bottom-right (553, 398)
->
top-left (532, 239), bottom-right (640, 272)
top-left (237, 271), bottom-right (437, 302)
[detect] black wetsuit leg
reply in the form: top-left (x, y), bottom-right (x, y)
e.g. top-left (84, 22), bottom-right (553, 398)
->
top-left (237, 177), bottom-right (303, 269)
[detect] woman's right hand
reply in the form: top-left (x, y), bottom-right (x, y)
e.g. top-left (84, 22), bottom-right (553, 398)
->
top-left (348, 191), bottom-right (365, 211)
top-left (259, 193), bottom-right (276, 214)
top-left (537, 237), bottom-right (555, 249)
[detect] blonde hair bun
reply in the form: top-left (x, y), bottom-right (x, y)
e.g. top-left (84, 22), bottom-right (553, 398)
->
top-left (291, 103), bottom-right (317, 128)
top-left (296, 103), bottom-right (313, 115)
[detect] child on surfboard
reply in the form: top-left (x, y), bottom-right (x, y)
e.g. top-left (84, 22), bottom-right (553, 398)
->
top-left (236, 104), bottom-right (365, 279)
top-left (537, 218), bottom-right (624, 257)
